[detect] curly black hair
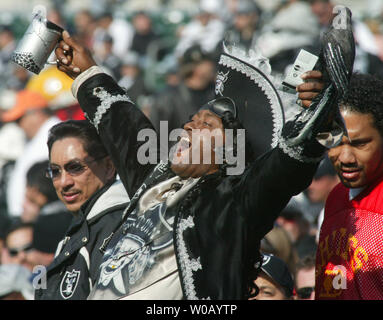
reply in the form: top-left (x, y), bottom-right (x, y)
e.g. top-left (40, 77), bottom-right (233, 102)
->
top-left (340, 73), bottom-right (383, 134)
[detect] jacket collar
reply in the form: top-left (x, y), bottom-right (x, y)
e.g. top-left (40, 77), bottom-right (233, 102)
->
top-left (77, 179), bottom-right (129, 221)
top-left (86, 179), bottom-right (129, 221)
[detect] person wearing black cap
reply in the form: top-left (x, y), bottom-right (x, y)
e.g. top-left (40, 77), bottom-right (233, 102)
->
top-left (224, 0), bottom-right (261, 52)
top-left (149, 44), bottom-right (216, 134)
top-left (53, 8), bottom-right (355, 299)
top-left (250, 253), bottom-right (294, 300)
top-left (26, 212), bottom-right (71, 268)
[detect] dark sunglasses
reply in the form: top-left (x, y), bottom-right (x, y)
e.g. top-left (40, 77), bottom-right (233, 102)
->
top-left (46, 156), bottom-right (106, 180)
top-left (8, 243), bottom-right (33, 257)
top-left (296, 286), bottom-right (315, 299)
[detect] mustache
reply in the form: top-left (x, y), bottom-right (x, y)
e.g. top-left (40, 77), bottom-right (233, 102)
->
top-left (61, 187), bottom-right (81, 194)
top-left (337, 163), bottom-right (362, 171)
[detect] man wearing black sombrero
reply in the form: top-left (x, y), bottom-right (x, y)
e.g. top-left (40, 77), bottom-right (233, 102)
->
top-left (51, 7), bottom-right (355, 300)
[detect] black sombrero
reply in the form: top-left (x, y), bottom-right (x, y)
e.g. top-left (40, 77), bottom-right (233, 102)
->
top-left (211, 47), bottom-right (285, 159)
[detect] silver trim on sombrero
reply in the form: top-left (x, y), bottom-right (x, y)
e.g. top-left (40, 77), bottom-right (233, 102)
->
top-left (218, 54), bottom-right (284, 149)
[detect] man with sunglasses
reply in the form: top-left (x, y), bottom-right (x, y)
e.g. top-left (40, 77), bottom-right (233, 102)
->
top-left (0, 90), bottom-right (60, 219)
top-left (53, 11), bottom-right (354, 299)
top-left (34, 120), bottom-right (130, 300)
top-left (1, 220), bottom-right (34, 271)
top-left (294, 255), bottom-right (316, 300)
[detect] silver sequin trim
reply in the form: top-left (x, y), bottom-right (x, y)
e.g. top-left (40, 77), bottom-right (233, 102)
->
top-left (219, 54), bottom-right (284, 149)
top-left (279, 137), bottom-right (323, 163)
top-left (89, 87), bottom-right (133, 132)
top-left (176, 216), bottom-right (210, 300)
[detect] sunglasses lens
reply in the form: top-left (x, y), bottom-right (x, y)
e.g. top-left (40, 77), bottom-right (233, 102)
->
top-left (50, 167), bottom-right (61, 179)
top-left (8, 243), bottom-right (33, 256)
top-left (8, 249), bottom-right (18, 257)
top-left (65, 162), bottom-right (86, 175)
top-left (297, 287), bottom-right (314, 299)
top-left (45, 166), bottom-right (60, 179)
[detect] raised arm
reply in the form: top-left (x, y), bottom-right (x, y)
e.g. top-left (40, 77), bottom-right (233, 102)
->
top-left (55, 31), bottom-right (156, 196)
top-left (239, 70), bottom-right (327, 236)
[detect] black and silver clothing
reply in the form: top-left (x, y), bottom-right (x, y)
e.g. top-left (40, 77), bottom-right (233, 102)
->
top-left (34, 179), bottom-right (129, 300)
top-left (73, 72), bottom-right (323, 300)
top-left (72, 16), bottom-right (355, 298)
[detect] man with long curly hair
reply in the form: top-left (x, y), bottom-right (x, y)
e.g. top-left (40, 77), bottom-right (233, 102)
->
top-left (316, 73), bottom-right (383, 299)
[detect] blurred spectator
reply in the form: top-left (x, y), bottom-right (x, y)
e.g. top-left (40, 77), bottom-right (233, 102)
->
top-left (0, 264), bottom-right (34, 300)
top-left (93, 11), bottom-right (134, 59)
top-left (224, 0), bottom-right (261, 51)
top-left (306, 156), bottom-right (339, 212)
top-left (174, 0), bottom-right (225, 58)
top-left (277, 202), bottom-right (317, 259)
top-left (0, 25), bottom-right (16, 75)
top-left (47, 7), bottom-right (69, 30)
top-left (73, 9), bottom-right (96, 50)
top-left (294, 255), bottom-right (316, 300)
top-left (257, 0), bottom-right (320, 75)
top-left (0, 26), bottom-right (31, 91)
top-left (292, 156), bottom-right (339, 239)
top-left (22, 160), bottom-right (71, 223)
top-left (0, 214), bottom-right (11, 264)
top-left (93, 33), bottom-right (122, 80)
top-left (305, 157), bottom-right (339, 242)
top-left (1, 220), bottom-right (34, 271)
top-left (309, 0), bottom-right (383, 79)
top-left (261, 224), bottom-right (299, 274)
top-left (150, 45), bottom-right (216, 133)
top-left (5, 65), bottom-right (31, 91)
top-left (309, 0), bottom-right (334, 31)
top-left (26, 66), bottom-right (83, 121)
top-left (0, 89), bottom-right (26, 213)
top-left (118, 51), bottom-right (151, 105)
top-left (249, 253), bottom-right (294, 300)
top-left (1, 90), bottom-right (61, 217)
top-left (130, 11), bottom-right (159, 59)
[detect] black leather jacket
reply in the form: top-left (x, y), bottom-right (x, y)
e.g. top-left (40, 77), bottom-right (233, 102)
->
top-left (34, 180), bottom-right (129, 300)
top-left (76, 72), bottom-right (323, 299)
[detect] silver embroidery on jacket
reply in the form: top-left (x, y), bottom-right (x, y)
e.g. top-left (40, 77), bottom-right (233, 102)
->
top-left (278, 137), bottom-right (323, 163)
top-left (176, 215), bottom-right (210, 300)
top-left (87, 87), bottom-right (133, 132)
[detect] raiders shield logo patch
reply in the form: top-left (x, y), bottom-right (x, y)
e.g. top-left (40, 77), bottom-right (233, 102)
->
top-left (60, 269), bottom-right (80, 299)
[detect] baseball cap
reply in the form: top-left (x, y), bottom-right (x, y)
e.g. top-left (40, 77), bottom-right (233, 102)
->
top-left (32, 210), bottom-right (72, 254)
top-left (1, 89), bottom-right (48, 122)
top-left (236, 0), bottom-right (259, 15)
top-left (260, 254), bottom-right (294, 297)
top-left (0, 264), bottom-right (34, 299)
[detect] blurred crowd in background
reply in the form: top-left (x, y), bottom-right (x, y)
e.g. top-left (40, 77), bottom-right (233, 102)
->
top-left (0, 0), bottom-right (382, 300)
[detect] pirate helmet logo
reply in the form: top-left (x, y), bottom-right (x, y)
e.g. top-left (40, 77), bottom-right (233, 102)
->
top-left (60, 269), bottom-right (81, 299)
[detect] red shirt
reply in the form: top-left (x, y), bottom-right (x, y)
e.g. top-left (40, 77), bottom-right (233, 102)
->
top-left (315, 180), bottom-right (383, 299)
